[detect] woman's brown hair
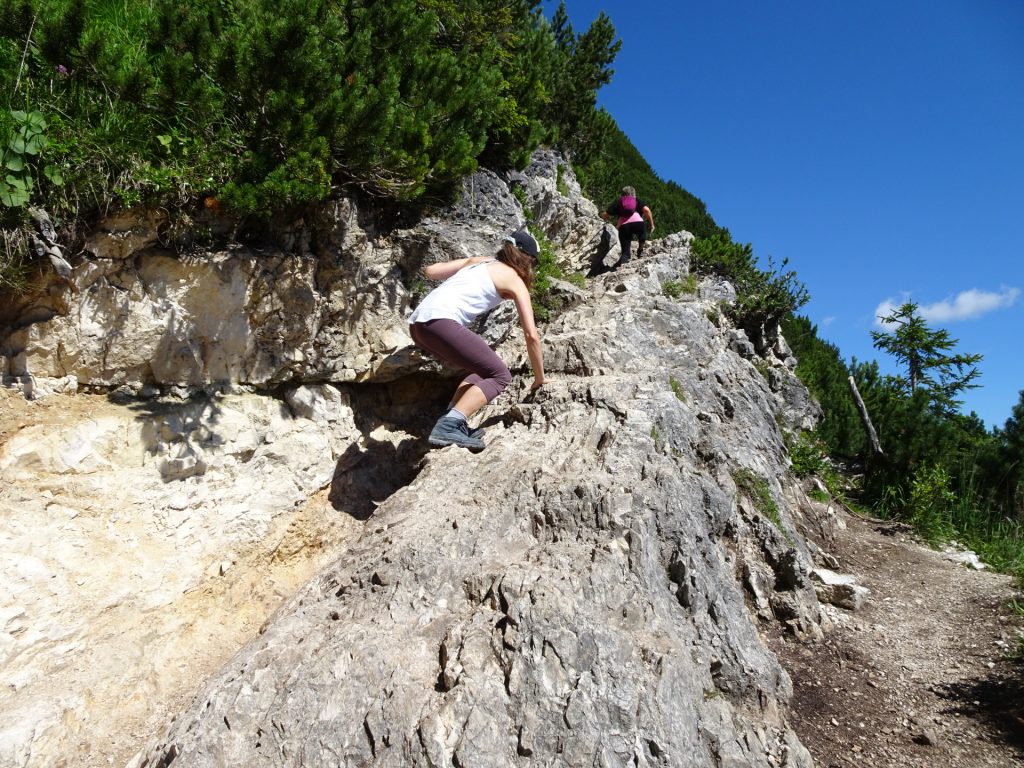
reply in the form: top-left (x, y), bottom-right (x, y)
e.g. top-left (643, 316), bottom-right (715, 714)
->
top-left (496, 242), bottom-right (535, 290)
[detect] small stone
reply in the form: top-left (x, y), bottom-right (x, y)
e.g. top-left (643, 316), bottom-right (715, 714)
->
top-left (913, 729), bottom-right (939, 746)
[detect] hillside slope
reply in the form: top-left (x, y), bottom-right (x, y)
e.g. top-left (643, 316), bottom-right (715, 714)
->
top-left (0, 150), bottom-right (931, 767)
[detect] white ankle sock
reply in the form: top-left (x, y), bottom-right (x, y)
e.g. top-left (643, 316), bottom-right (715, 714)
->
top-left (445, 408), bottom-right (467, 422)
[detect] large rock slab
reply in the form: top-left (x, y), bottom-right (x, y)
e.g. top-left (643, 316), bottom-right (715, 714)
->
top-left (0, 387), bottom-right (370, 768)
top-left (1, 148), bottom-right (826, 768)
top-left (131, 249), bottom-right (822, 768)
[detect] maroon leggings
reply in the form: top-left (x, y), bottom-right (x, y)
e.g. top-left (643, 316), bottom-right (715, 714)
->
top-left (410, 319), bottom-right (512, 403)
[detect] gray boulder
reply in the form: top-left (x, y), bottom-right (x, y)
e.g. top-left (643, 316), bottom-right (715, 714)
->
top-left (131, 247), bottom-right (821, 768)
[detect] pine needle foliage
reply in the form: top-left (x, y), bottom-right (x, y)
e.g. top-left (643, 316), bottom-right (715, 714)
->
top-left (0, 0), bottom-right (622, 224)
top-left (689, 233), bottom-right (808, 339)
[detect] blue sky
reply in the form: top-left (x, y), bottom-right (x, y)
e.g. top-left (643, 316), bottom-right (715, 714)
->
top-left (552, 0), bottom-right (1023, 428)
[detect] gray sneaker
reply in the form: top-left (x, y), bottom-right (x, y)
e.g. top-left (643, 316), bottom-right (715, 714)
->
top-left (428, 416), bottom-right (485, 449)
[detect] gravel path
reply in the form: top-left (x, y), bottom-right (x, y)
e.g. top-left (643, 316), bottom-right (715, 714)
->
top-left (772, 509), bottom-right (1024, 767)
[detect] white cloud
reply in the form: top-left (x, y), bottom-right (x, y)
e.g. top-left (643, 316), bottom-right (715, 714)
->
top-left (821, 316), bottom-right (837, 327)
top-left (874, 287), bottom-right (1019, 328)
top-left (919, 287), bottom-right (1020, 323)
top-left (873, 295), bottom-right (908, 329)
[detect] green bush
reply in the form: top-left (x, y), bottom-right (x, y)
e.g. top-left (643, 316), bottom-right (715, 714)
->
top-left (0, 0), bottom-right (620, 223)
top-left (662, 274), bottom-right (697, 298)
top-left (690, 233), bottom-right (809, 336)
top-left (788, 430), bottom-right (830, 478)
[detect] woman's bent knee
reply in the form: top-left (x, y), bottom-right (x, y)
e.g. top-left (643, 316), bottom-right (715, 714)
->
top-left (471, 367), bottom-right (511, 403)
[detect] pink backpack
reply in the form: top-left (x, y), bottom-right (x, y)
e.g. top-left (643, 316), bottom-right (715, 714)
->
top-left (619, 195), bottom-right (637, 215)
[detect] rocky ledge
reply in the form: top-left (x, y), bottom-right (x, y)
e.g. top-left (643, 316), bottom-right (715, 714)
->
top-left (2, 151), bottom-right (843, 767)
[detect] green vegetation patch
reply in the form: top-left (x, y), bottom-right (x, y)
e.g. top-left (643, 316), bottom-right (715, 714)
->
top-left (732, 467), bottom-right (794, 545)
top-left (0, 0), bottom-right (620, 222)
top-left (662, 274), bottom-right (697, 298)
top-left (690, 234), bottom-right (808, 338)
top-left (531, 229), bottom-right (583, 322)
top-left (669, 376), bottom-right (686, 402)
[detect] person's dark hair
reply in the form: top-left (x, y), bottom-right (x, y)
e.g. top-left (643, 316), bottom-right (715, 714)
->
top-left (496, 242), bottom-right (535, 290)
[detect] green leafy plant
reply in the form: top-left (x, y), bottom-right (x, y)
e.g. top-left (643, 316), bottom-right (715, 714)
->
top-left (786, 429), bottom-right (847, 499)
top-left (788, 430), bottom-right (831, 478)
top-left (1, 109), bottom-right (62, 208)
top-left (906, 464), bottom-right (956, 545)
top-left (877, 463), bottom-right (956, 546)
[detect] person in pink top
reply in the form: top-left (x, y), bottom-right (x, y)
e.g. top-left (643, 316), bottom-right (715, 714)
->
top-left (602, 185), bottom-right (655, 270)
top-left (409, 230), bottom-right (550, 450)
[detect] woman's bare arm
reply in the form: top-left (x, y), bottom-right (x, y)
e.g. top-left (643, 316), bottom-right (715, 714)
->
top-left (642, 205), bottom-right (655, 232)
top-left (424, 256), bottom-right (489, 281)
top-left (490, 264), bottom-right (549, 389)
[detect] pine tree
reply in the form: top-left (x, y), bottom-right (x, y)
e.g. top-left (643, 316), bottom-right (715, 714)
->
top-left (870, 302), bottom-right (982, 415)
top-left (545, 2), bottom-right (619, 159)
top-left (780, 314), bottom-right (863, 460)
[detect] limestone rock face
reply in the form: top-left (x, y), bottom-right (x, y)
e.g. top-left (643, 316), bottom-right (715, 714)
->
top-left (3, 173), bottom-right (522, 389)
top-left (0, 385), bottom-right (373, 767)
top-left (1, 149), bottom-right (826, 768)
top-left (129, 247), bottom-right (822, 768)
top-left (1, 151), bottom-right (625, 393)
top-left (508, 147), bottom-right (614, 274)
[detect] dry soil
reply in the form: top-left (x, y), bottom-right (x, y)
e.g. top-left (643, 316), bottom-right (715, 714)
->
top-left (771, 509), bottom-right (1024, 767)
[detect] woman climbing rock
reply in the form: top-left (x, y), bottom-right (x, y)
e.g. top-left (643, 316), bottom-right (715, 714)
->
top-left (409, 229), bottom-right (550, 450)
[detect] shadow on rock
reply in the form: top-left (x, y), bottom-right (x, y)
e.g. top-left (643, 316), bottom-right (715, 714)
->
top-left (586, 228), bottom-right (615, 277)
top-left (328, 433), bottom-right (430, 520)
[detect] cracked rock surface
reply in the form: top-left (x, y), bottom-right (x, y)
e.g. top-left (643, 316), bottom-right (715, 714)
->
top-left (3, 151), bottom-right (831, 768)
top-left (131, 248), bottom-right (823, 768)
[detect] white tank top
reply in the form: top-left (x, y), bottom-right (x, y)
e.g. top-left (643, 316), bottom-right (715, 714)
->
top-left (409, 260), bottom-right (502, 327)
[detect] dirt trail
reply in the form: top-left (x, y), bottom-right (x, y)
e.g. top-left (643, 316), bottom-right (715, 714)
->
top-left (772, 509), bottom-right (1024, 767)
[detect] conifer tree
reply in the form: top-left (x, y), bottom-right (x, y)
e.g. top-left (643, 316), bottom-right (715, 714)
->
top-left (870, 302), bottom-right (982, 416)
top-left (545, 1), bottom-right (619, 159)
top-left (994, 391), bottom-right (1024, 516)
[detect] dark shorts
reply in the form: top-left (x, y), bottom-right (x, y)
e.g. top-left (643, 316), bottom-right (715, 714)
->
top-left (410, 318), bottom-right (512, 403)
